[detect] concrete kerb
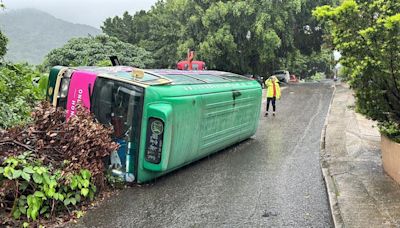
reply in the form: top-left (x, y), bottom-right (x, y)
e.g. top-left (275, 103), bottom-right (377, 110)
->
top-left (319, 83), bottom-right (345, 228)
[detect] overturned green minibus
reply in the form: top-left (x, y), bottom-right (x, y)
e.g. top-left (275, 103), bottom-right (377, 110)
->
top-left (46, 66), bottom-right (262, 183)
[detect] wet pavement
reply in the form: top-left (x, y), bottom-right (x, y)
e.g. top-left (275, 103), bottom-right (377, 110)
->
top-left (322, 83), bottom-right (400, 227)
top-left (74, 82), bottom-right (334, 228)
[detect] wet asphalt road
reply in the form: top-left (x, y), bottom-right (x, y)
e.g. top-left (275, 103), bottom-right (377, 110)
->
top-left (76, 82), bottom-right (334, 228)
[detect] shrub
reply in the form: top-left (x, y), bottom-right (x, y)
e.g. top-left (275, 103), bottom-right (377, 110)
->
top-left (311, 72), bottom-right (325, 82)
top-left (0, 30), bottom-right (7, 58)
top-left (337, 66), bottom-right (352, 82)
top-left (378, 121), bottom-right (400, 143)
top-left (0, 64), bottom-right (47, 129)
top-left (1, 102), bottom-right (118, 225)
top-left (0, 152), bottom-right (96, 222)
top-left (314, 0), bottom-right (400, 140)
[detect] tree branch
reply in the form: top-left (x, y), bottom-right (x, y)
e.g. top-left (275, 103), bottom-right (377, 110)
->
top-left (2, 140), bottom-right (38, 153)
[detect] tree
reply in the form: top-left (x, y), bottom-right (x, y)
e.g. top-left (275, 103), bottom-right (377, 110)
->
top-left (102, 0), bottom-right (337, 76)
top-left (102, 11), bottom-right (150, 46)
top-left (0, 1), bottom-right (8, 58)
top-left (289, 48), bottom-right (334, 79)
top-left (44, 35), bottom-right (154, 68)
top-left (293, 0), bottom-right (340, 55)
top-left (314, 0), bottom-right (400, 140)
top-left (0, 64), bottom-right (44, 128)
top-left (0, 30), bottom-right (7, 58)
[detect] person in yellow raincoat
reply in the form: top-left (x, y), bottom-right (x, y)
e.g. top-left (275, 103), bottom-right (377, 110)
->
top-left (264, 76), bottom-right (281, 116)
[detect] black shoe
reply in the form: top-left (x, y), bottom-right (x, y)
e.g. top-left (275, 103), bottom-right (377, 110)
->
top-left (272, 112), bottom-right (276, 116)
top-left (264, 112), bottom-right (268, 117)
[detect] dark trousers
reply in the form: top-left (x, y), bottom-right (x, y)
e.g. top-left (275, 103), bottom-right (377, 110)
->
top-left (266, 97), bottom-right (276, 112)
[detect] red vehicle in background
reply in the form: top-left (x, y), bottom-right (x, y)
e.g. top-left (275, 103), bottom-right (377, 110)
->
top-left (176, 60), bottom-right (206, 70)
top-left (290, 74), bottom-right (299, 82)
top-left (177, 50), bottom-right (206, 70)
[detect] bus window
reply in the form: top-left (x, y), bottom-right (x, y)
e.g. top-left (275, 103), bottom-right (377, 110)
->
top-left (92, 80), bottom-right (113, 125)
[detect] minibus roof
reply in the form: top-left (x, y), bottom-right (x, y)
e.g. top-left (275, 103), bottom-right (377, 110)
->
top-left (146, 69), bottom-right (251, 85)
top-left (71, 66), bottom-right (172, 86)
top-left (68, 66), bottom-right (251, 86)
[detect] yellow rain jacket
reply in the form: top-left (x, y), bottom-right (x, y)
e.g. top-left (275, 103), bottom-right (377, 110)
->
top-left (265, 79), bottom-right (281, 99)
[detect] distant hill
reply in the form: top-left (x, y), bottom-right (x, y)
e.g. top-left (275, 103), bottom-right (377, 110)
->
top-left (0, 8), bottom-right (101, 64)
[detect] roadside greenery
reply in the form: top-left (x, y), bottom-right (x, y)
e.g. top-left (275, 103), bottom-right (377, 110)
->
top-left (314, 0), bottom-right (400, 141)
top-left (337, 66), bottom-right (352, 82)
top-left (44, 35), bottom-right (154, 68)
top-left (0, 24), bottom-right (47, 129)
top-left (1, 103), bottom-right (118, 226)
top-left (0, 3), bottom-right (8, 59)
top-left (310, 72), bottom-right (325, 82)
top-left (290, 48), bottom-right (334, 79)
top-left (0, 30), bottom-right (7, 58)
top-left (102, 0), bottom-right (339, 77)
top-left (0, 64), bottom-right (47, 129)
top-left (0, 153), bottom-right (95, 222)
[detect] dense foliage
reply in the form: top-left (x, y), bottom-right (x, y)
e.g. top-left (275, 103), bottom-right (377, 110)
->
top-left (0, 102), bottom-right (118, 225)
top-left (0, 30), bottom-right (7, 58)
top-left (0, 64), bottom-right (47, 129)
top-left (44, 35), bottom-right (155, 68)
top-left (314, 0), bottom-right (400, 141)
top-left (1, 154), bottom-right (95, 224)
top-left (0, 2), bottom-right (5, 58)
top-left (102, 0), bottom-right (338, 77)
top-left (290, 48), bottom-right (334, 80)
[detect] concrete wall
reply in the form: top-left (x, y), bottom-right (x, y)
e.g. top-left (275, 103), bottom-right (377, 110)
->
top-left (382, 135), bottom-right (400, 184)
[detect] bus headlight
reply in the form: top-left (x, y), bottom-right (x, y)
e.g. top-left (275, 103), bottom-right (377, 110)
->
top-left (59, 78), bottom-right (70, 98)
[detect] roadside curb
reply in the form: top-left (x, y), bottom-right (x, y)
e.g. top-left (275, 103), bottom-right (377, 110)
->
top-left (319, 83), bottom-right (345, 228)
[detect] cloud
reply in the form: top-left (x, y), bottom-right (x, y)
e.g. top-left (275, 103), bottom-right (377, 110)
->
top-left (4, 0), bottom-right (157, 28)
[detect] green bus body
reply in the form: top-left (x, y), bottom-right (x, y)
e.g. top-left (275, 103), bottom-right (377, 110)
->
top-left (46, 66), bottom-right (262, 183)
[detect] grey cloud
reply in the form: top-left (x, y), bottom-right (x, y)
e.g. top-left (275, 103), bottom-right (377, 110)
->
top-left (4, 0), bottom-right (157, 28)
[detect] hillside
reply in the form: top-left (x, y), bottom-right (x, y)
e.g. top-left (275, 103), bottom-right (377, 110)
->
top-left (0, 8), bottom-right (101, 64)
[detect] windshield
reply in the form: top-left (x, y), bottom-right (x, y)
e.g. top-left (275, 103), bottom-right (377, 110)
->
top-left (91, 78), bottom-right (144, 175)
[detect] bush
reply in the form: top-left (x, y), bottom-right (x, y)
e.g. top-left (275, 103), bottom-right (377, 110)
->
top-left (378, 121), bottom-right (400, 143)
top-left (1, 102), bottom-right (118, 226)
top-left (0, 153), bottom-right (96, 222)
top-left (0, 30), bottom-right (7, 58)
top-left (0, 64), bottom-right (47, 129)
top-left (314, 0), bottom-right (400, 140)
top-left (311, 72), bottom-right (325, 82)
top-left (337, 66), bottom-right (351, 82)
top-left (288, 49), bottom-right (334, 79)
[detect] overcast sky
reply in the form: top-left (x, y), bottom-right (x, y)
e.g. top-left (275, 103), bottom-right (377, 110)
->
top-left (4, 0), bottom-right (158, 28)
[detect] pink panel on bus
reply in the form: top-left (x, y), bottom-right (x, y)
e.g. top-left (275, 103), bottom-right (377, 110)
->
top-left (66, 71), bottom-right (97, 120)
